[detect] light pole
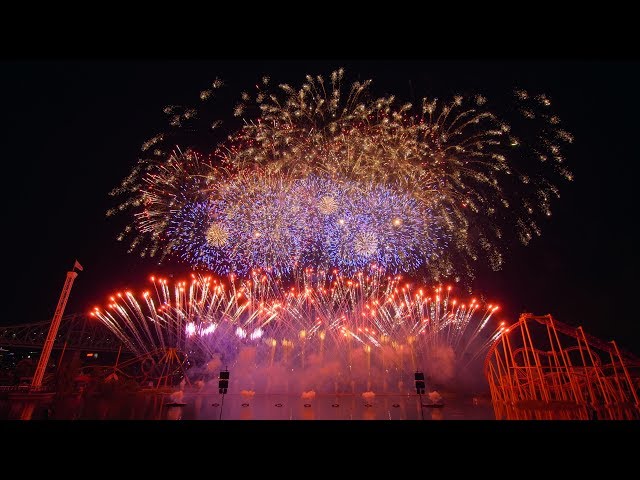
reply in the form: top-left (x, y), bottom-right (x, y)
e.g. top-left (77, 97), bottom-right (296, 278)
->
top-left (218, 367), bottom-right (229, 420)
top-left (415, 371), bottom-right (426, 420)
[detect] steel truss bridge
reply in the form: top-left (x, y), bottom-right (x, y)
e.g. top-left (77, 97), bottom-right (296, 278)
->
top-left (0, 314), bottom-right (123, 353)
top-left (0, 315), bottom-right (187, 389)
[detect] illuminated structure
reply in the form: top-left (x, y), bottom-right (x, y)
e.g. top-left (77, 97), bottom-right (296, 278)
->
top-left (484, 313), bottom-right (640, 420)
top-left (31, 261), bottom-right (83, 389)
top-left (0, 313), bottom-right (121, 353)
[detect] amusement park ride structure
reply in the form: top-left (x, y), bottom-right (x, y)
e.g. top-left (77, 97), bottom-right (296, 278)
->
top-left (484, 313), bottom-right (640, 420)
top-left (30, 260), bottom-right (83, 390)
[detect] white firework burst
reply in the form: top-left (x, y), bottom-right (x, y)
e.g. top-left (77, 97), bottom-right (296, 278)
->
top-left (354, 231), bottom-right (378, 257)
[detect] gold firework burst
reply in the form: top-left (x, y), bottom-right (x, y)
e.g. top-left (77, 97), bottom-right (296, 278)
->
top-left (318, 196), bottom-right (339, 215)
top-left (206, 223), bottom-right (229, 248)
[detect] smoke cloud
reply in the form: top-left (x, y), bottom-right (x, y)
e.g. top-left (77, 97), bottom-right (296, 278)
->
top-left (184, 338), bottom-right (489, 396)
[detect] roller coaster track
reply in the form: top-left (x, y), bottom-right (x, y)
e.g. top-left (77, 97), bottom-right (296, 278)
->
top-left (484, 313), bottom-right (640, 420)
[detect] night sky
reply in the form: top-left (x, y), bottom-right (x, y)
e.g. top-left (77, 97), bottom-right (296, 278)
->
top-left (3, 60), bottom-right (638, 356)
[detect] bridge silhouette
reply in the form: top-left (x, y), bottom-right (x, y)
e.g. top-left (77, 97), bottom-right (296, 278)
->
top-left (0, 314), bottom-right (124, 353)
top-left (0, 315), bottom-right (191, 393)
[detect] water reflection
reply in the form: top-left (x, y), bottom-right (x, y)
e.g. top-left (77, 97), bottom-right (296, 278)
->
top-left (430, 407), bottom-right (444, 420)
top-left (165, 405), bottom-right (183, 421)
top-left (1, 391), bottom-right (494, 420)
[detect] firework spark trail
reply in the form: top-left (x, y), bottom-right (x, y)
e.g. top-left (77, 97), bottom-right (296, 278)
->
top-left (109, 68), bottom-right (572, 282)
top-left (92, 270), bottom-right (503, 390)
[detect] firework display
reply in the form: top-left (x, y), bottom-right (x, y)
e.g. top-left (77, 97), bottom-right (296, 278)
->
top-left (164, 174), bottom-right (445, 276)
top-left (92, 270), bottom-right (504, 392)
top-left (109, 68), bottom-right (573, 281)
top-left (98, 67), bottom-right (574, 392)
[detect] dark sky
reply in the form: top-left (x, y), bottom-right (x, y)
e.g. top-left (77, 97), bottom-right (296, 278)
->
top-left (2, 60), bottom-right (638, 355)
